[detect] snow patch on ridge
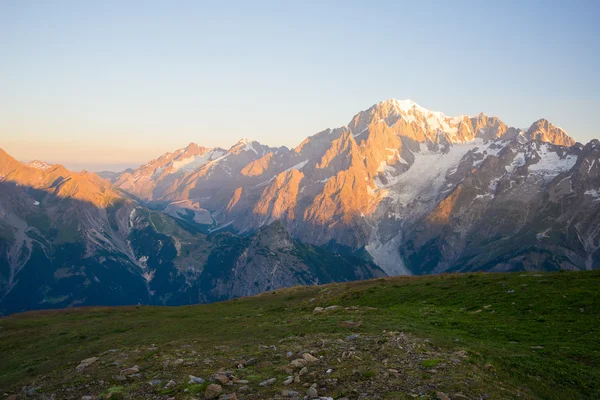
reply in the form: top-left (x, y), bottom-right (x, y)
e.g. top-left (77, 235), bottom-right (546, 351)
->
top-left (529, 144), bottom-right (577, 174)
top-left (284, 160), bottom-right (309, 173)
top-left (584, 189), bottom-right (600, 200)
top-left (375, 140), bottom-right (483, 207)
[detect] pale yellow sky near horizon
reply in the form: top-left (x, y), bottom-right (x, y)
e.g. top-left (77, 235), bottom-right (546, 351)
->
top-left (2, 139), bottom-right (171, 171)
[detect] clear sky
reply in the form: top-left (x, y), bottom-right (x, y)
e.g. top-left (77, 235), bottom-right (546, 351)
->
top-left (1, 0), bottom-right (599, 171)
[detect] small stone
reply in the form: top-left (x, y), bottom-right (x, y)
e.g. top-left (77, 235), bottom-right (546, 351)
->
top-left (212, 374), bottom-right (230, 384)
top-left (279, 365), bottom-right (294, 374)
top-left (324, 305), bottom-right (340, 311)
top-left (282, 390), bottom-right (300, 397)
top-left (205, 383), bottom-right (223, 399)
top-left (326, 368), bottom-right (333, 374)
top-left (258, 377), bottom-right (276, 386)
top-left (283, 376), bottom-right (294, 385)
top-left (120, 365), bottom-right (139, 376)
top-left (234, 379), bottom-right (249, 384)
top-left (345, 334), bottom-right (360, 341)
top-left (313, 307), bottom-right (324, 314)
top-left (286, 351), bottom-right (294, 358)
top-left (82, 396), bottom-right (93, 400)
top-left (76, 357), bottom-right (99, 372)
top-left (436, 392), bottom-right (450, 400)
top-left (173, 358), bottom-right (184, 366)
top-left (237, 385), bottom-right (249, 392)
top-left (299, 366), bottom-right (308, 375)
top-left (165, 380), bottom-right (176, 388)
top-left (307, 386), bottom-right (318, 398)
top-left (290, 358), bottom-right (307, 368)
top-left (149, 379), bottom-right (162, 386)
top-left (189, 375), bottom-right (205, 384)
top-left (302, 353), bottom-right (318, 363)
top-left (219, 394), bottom-right (238, 400)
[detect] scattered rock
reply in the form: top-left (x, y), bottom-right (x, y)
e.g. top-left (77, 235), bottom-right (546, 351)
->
top-left (307, 386), bottom-right (318, 398)
top-left (291, 358), bottom-right (307, 368)
top-left (205, 383), bottom-right (223, 399)
top-left (76, 357), bottom-right (99, 372)
top-left (165, 380), bottom-right (176, 388)
top-left (219, 394), bottom-right (238, 400)
top-left (303, 353), bottom-right (318, 363)
top-left (283, 376), bottom-right (294, 385)
top-left (299, 367), bottom-right (308, 375)
top-left (189, 375), bottom-right (205, 384)
top-left (345, 334), bottom-right (360, 341)
top-left (313, 307), bottom-right (324, 314)
top-left (237, 385), bottom-right (249, 392)
top-left (324, 305), bottom-right (340, 311)
top-left (259, 377), bottom-right (276, 386)
top-left (149, 379), bottom-right (162, 386)
top-left (212, 374), bottom-right (230, 384)
top-left (279, 365), bottom-right (294, 374)
top-left (282, 389), bottom-right (300, 397)
top-left (436, 392), bottom-right (450, 400)
top-left (81, 396), bottom-right (93, 400)
top-left (120, 366), bottom-right (139, 376)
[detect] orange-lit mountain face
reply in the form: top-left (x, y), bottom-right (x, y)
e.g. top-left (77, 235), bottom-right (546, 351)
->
top-left (1, 99), bottom-right (599, 314)
top-left (108, 99), bottom-right (598, 274)
top-left (0, 146), bottom-right (382, 315)
top-left (0, 149), bottom-right (120, 208)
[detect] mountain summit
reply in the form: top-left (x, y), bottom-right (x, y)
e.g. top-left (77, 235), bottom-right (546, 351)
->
top-left (1, 99), bottom-right (598, 314)
top-left (104, 99), bottom-right (593, 276)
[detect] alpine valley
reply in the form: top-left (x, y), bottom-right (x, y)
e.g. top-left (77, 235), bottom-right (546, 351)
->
top-left (1, 99), bottom-right (599, 315)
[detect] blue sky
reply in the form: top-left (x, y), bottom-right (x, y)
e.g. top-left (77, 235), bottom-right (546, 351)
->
top-left (1, 0), bottom-right (599, 171)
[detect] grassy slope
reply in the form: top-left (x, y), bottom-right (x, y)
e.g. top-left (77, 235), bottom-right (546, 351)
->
top-left (0, 270), bottom-right (598, 399)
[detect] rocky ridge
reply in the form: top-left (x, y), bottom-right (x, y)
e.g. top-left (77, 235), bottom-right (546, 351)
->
top-left (111, 99), bottom-right (599, 274)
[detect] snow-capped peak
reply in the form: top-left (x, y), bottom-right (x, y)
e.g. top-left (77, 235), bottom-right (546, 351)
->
top-left (27, 160), bottom-right (52, 170)
top-left (229, 138), bottom-right (261, 155)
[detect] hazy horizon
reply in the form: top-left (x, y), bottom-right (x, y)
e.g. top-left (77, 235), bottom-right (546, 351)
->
top-left (2, 0), bottom-right (599, 171)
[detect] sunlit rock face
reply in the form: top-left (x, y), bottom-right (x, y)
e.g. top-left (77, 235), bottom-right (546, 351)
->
top-left (0, 148), bottom-right (384, 315)
top-left (108, 99), bottom-right (598, 275)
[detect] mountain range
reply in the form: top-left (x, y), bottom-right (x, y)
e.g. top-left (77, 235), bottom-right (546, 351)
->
top-left (1, 99), bottom-right (599, 314)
